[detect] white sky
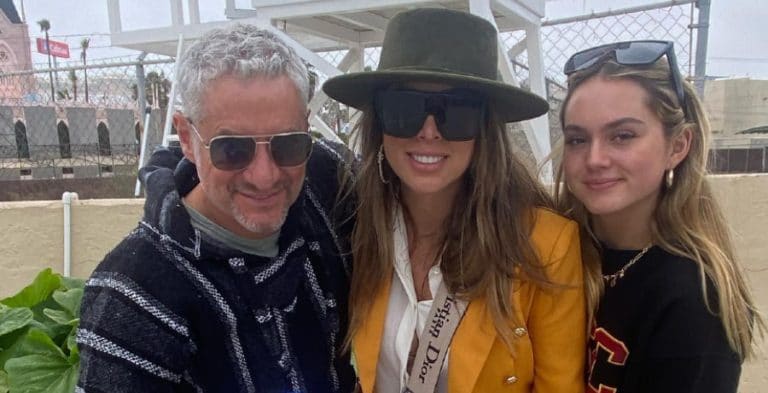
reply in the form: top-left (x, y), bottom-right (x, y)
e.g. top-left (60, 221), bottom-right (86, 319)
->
top-left (11, 0), bottom-right (768, 79)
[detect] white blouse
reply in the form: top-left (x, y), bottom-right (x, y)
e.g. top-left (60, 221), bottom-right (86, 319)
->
top-left (375, 209), bottom-right (449, 393)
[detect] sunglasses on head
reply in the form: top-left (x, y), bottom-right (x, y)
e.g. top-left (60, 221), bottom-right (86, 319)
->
top-left (563, 40), bottom-right (686, 111)
top-left (187, 121), bottom-right (313, 171)
top-left (373, 88), bottom-right (486, 141)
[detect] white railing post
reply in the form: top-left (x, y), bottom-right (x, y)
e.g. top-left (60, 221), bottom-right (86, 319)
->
top-left (171, 0), bottom-right (184, 26)
top-left (188, 0), bottom-right (201, 24)
top-left (62, 192), bottom-right (79, 277)
top-left (107, 0), bottom-right (122, 34)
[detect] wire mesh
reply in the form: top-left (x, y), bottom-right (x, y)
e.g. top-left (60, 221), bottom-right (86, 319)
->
top-left (0, 58), bottom-right (175, 199)
top-left (3, 1), bottom-right (756, 200)
top-left (535, 4), bottom-right (696, 86)
top-left (312, 2), bottom-right (699, 168)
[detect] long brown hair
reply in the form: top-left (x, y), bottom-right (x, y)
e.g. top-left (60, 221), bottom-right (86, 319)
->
top-left (344, 102), bottom-right (555, 350)
top-left (554, 59), bottom-right (766, 359)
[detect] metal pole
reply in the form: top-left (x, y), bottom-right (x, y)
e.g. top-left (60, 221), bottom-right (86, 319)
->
top-left (161, 34), bottom-right (184, 147)
top-left (53, 56), bottom-right (60, 95)
top-left (134, 52), bottom-right (149, 196)
top-left (0, 58), bottom-right (173, 77)
top-left (136, 52), bottom-right (148, 130)
top-left (688, 2), bottom-right (695, 77)
top-left (135, 106), bottom-right (152, 197)
top-left (543, 0), bottom-right (696, 26)
top-left (693, 0), bottom-right (711, 96)
top-left (45, 35), bottom-right (55, 102)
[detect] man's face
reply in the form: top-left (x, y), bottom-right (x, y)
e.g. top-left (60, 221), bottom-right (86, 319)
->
top-left (176, 75), bottom-right (309, 239)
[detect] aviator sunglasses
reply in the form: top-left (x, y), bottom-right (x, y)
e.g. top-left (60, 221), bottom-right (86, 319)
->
top-left (187, 120), bottom-right (313, 171)
top-left (373, 88), bottom-right (486, 141)
top-left (563, 40), bottom-right (687, 112)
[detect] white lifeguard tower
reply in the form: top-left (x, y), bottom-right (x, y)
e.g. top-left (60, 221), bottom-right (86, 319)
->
top-left (106, 0), bottom-right (553, 170)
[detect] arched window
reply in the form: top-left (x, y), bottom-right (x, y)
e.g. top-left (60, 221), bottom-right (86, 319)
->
top-left (135, 121), bottom-right (142, 155)
top-left (0, 43), bottom-right (18, 87)
top-left (14, 120), bottom-right (29, 159)
top-left (57, 121), bottom-right (72, 158)
top-left (97, 122), bottom-right (111, 156)
top-left (134, 121), bottom-right (141, 143)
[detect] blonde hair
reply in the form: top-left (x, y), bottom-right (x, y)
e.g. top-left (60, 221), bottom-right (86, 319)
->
top-left (343, 104), bottom-right (555, 351)
top-left (554, 59), bottom-right (766, 359)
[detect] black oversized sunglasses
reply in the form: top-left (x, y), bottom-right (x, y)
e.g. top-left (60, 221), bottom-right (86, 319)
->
top-left (373, 89), bottom-right (486, 141)
top-left (188, 121), bottom-right (313, 171)
top-left (563, 40), bottom-right (686, 111)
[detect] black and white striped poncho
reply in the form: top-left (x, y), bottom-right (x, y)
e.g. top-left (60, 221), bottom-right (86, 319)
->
top-left (76, 141), bottom-right (356, 393)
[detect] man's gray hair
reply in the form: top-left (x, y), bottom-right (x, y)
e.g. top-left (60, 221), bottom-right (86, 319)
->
top-left (177, 23), bottom-right (310, 122)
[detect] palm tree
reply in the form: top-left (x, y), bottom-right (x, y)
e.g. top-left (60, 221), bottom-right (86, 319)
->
top-left (80, 38), bottom-right (90, 103)
top-left (307, 64), bottom-right (317, 101)
top-left (37, 19), bottom-right (55, 102)
top-left (130, 71), bottom-right (171, 108)
top-left (56, 88), bottom-right (71, 100)
top-left (146, 71), bottom-right (171, 109)
top-left (130, 70), bottom-right (172, 130)
top-left (67, 69), bottom-right (78, 101)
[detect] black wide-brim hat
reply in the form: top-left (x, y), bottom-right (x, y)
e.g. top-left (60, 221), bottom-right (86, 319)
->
top-left (322, 8), bottom-right (549, 123)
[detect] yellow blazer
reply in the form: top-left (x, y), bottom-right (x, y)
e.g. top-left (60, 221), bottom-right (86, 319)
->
top-left (353, 209), bottom-right (586, 393)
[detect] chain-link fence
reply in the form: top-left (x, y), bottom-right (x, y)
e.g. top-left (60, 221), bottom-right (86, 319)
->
top-left (312, 1), bottom-right (699, 169)
top-left (708, 138), bottom-right (768, 173)
top-left (3, 1), bottom-right (759, 200)
top-left (522, 1), bottom-right (698, 166)
top-left (0, 57), bottom-right (174, 200)
top-left (315, 3), bottom-right (698, 98)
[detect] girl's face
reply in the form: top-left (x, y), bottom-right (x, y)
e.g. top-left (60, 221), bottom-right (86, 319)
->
top-left (561, 76), bottom-right (690, 226)
top-left (381, 83), bottom-right (476, 202)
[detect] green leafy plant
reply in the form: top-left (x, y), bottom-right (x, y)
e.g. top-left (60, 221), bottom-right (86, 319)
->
top-left (0, 269), bottom-right (84, 393)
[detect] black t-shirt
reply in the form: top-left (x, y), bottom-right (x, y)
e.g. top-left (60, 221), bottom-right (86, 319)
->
top-left (587, 246), bottom-right (742, 393)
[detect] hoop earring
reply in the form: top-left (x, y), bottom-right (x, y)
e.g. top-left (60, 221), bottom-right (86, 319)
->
top-left (665, 168), bottom-right (675, 188)
top-left (377, 145), bottom-right (389, 184)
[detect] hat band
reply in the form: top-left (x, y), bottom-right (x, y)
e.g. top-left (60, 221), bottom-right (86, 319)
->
top-left (381, 65), bottom-right (496, 80)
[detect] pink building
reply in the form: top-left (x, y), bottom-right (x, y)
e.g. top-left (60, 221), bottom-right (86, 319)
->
top-left (0, 0), bottom-right (33, 102)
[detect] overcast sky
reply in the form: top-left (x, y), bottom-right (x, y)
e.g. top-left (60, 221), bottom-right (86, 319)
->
top-left (11, 0), bottom-right (768, 79)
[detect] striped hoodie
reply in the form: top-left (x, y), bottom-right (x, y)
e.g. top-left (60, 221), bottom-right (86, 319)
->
top-left (77, 141), bottom-right (356, 393)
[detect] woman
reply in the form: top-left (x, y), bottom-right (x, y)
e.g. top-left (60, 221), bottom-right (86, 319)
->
top-left (324, 8), bottom-right (586, 393)
top-left (555, 40), bottom-right (765, 392)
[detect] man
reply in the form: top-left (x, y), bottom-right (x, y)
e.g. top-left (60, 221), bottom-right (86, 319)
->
top-left (77, 23), bottom-right (355, 393)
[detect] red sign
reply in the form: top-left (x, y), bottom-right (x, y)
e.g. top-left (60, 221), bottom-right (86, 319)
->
top-left (36, 37), bottom-right (70, 58)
